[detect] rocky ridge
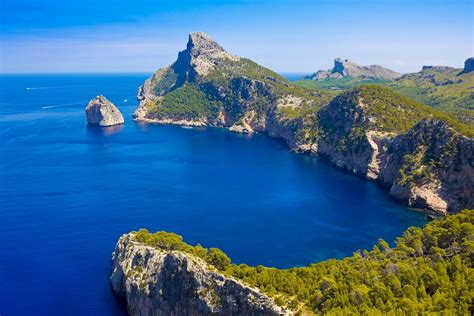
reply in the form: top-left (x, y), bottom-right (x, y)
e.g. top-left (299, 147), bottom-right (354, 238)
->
top-left (133, 33), bottom-right (473, 214)
top-left (317, 87), bottom-right (473, 213)
top-left (305, 58), bottom-right (401, 80)
top-left (85, 95), bottom-right (124, 126)
top-left (459, 57), bottom-right (474, 75)
top-left (110, 233), bottom-right (289, 316)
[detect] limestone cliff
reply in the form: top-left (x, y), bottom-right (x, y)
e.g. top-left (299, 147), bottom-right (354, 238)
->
top-left (85, 95), bottom-right (124, 127)
top-left (133, 32), bottom-right (331, 151)
top-left (110, 233), bottom-right (289, 316)
top-left (133, 33), bottom-right (473, 214)
top-left (316, 86), bottom-right (473, 214)
top-left (381, 120), bottom-right (473, 213)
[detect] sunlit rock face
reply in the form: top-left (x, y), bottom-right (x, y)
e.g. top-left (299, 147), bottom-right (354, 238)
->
top-left (85, 95), bottom-right (124, 127)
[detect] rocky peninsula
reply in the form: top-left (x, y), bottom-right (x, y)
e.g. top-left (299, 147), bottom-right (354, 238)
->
top-left (85, 95), bottom-right (124, 126)
top-left (111, 211), bottom-right (474, 315)
top-left (111, 233), bottom-right (289, 316)
top-left (132, 32), bottom-right (473, 214)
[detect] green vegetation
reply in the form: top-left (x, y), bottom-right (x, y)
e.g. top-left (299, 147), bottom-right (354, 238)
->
top-left (147, 54), bottom-right (333, 125)
top-left (148, 68), bottom-right (179, 95)
top-left (295, 77), bottom-right (391, 91)
top-left (322, 85), bottom-right (474, 138)
top-left (388, 68), bottom-right (474, 124)
top-left (133, 230), bottom-right (232, 271)
top-left (133, 210), bottom-right (474, 314)
top-left (148, 83), bottom-right (223, 120)
top-left (295, 69), bottom-right (474, 126)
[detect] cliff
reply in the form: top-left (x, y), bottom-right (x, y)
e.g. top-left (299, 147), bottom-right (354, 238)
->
top-left (459, 57), bottom-right (474, 74)
top-left (111, 211), bottom-right (474, 314)
top-left (133, 32), bottom-right (331, 151)
top-left (133, 33), bottom-right (473, 214)
top-left (85, 95), bottom-right (124, 127)
top-left (305, 58), bottom-right (401, 80)
top-left (110, 233), bottom-right (289, 316)
top-left (317, 86), bottom-right (473, 214)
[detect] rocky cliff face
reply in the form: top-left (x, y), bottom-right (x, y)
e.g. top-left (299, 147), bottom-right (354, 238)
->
top-left (305, 58), bottom-right (401, 80)
top-left (459, 57), bottom-right (474, 75)
top-left (133, 33), bottom-right (473, 214)
top-left (85, 95), bottom-right (124, 126)
top-left (133, 32), bottom-right (330, 151)
top-left (110, 234), bottom-right (289, 316)
top-left (316, 87), bottom-right (473, 214)
top-left (381, 120), bottom-right (473, 213)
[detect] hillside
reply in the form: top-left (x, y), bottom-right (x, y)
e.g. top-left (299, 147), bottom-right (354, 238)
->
top-left (387, 64), bottom-right (474, 124)
top-left (316, 85), bottom-right (473, 213)
top-left (134, 33), bottom-right (473, 214)
top-left (295, 58), bottom-right (474, 125)
top-left (134, 32), bottom-right (332, 151)
top-left (112, 210), bottom-right (474, 315)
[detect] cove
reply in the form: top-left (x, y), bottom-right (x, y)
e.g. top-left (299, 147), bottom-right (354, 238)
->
top-left (0, 74), bottom-right (427, 315)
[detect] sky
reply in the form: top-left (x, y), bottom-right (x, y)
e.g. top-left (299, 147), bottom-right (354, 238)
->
top-left (0, 0), bottom-right (472, 73)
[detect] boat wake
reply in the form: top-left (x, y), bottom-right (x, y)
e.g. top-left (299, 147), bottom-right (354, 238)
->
top-left (42, 102), bottom-right (85, 109)
top-left (26, 85), bottom-right (88, 90)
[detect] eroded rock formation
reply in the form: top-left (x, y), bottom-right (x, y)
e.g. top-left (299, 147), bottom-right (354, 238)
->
top-left (110, 234), bottom-right (289, 316)
top-left (85, 95), bottom-right (124, 127)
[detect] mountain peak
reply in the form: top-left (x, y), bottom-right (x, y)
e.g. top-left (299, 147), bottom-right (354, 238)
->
top-left (187, 32), bottom-right (226, 56)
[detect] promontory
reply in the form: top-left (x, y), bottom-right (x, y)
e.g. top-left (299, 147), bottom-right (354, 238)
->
top-left (133, 32), bottom-right (473, 214)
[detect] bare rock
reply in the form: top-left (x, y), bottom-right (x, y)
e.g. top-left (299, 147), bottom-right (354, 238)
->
top-left (85, 95), bottom-right (124, 127)
top-left (459, 57), bottom-right (474, 75)
top-left (306, 58), bottom-right (401, 80)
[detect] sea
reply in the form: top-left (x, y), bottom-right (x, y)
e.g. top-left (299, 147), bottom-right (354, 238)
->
top-left (0, 74), bottom-right (427, 315)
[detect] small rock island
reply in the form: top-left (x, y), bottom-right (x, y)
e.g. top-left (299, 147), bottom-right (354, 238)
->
top-left (85, 95), bottom-right (124, 126)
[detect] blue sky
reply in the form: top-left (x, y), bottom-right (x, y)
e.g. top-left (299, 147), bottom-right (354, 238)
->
top-left (0, 0), bottom-right (472, 73)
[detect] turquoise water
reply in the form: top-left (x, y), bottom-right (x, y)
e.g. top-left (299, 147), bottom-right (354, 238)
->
top-left (0, 74), bottom-right (427, 315)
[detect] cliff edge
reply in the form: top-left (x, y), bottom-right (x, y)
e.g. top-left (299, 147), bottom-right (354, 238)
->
top-left (111, 233), bottom-right (289, 316)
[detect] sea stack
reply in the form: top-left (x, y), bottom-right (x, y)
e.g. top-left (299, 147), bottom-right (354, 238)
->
top-left (85, 95), bottom-right (124, 126)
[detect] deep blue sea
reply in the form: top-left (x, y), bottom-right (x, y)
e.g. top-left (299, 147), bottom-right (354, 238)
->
top-left (0, 74), bottom-right (427, 315)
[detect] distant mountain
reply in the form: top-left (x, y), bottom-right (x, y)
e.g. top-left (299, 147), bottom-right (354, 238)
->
top-left (296, 58), bottom-right (474, 125)
top-left (304, 58), bottom-right (401, 80)
top-left (388, 58), bottom-right (474, 124)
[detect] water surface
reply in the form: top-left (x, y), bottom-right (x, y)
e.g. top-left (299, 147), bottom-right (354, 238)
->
top-left (0, 74), bottom-right (426, 315)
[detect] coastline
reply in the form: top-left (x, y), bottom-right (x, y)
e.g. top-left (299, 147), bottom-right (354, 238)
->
top-left (132, 117), bottom-right (445, 216)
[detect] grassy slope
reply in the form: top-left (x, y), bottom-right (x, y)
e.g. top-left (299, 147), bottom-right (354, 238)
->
top-left (322, 85), bottom-right (474, 138)
top-left (294, 70), bottom-right (474, 125)
top-left (133, 210), bottom-right (474, 315)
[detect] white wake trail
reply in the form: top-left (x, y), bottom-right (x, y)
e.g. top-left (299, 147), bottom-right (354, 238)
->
top-left (42, 102), bottom-right (85, 109)
top-left (26, 85), bottom-right (88, 90)
top-left (123, 96), bottom-right (135, 102)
